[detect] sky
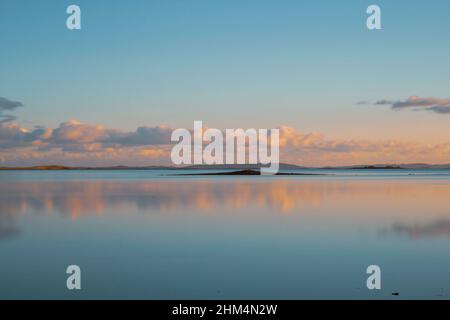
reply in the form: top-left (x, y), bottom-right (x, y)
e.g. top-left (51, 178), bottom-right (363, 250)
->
top-left (1, 0), bottom-right (450, 166)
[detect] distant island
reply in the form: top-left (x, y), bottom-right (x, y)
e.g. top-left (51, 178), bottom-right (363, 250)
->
top-left (354, 165), bottom-right (403, 170)
top-left (1, 163), bottom-right (450, 170)
top-left (175, 169), bottom-right (328, 176)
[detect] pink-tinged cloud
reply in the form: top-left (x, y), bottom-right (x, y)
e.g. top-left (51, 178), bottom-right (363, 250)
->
top-left (1, 120), bottom-right (450, 167)
top-left (0, 120), bottom-right (173, 151)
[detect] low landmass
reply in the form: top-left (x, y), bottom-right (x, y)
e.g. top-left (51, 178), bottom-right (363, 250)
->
top-left (175, 169), bottom-right (327, 176)
top-left (353, 165), bottom-right (403, 170)
top-left (1, 163), bottom-right (450, 170)
top-left (0, 165), bottom-right (175, 171)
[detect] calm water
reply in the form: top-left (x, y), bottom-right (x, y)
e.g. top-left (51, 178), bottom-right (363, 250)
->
top-left (1, 170), bottom-right (450, 299)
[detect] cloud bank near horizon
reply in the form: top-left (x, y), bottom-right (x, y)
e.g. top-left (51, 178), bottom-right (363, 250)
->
top-left (1, 119), bottom-right (450, 167)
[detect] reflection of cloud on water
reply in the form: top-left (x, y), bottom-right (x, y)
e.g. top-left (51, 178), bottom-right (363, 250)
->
top-left (0, 180), bottom-right (325, 239)
top-left (0, 215), bottom-right (19, 240)
top-left (383, 220), bottom-right (450, 239)
top-left (0, 180), bottom-right (328, 221)
top-left (1, 179), bottom-right (450, 219)
top-left (2, 179), bottom-right (450, 241)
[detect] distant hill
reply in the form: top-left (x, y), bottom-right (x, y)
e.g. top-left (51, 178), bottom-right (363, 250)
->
top-left (0, 165), bottom-right (73, 170)
top-left (0, 163), bottom-right (308, 170)
top-left (0, 165), bottom-right (174, 170)
top-left (322, 164), bottom-right (450, 170)
top-left (341, 165), bottom-right (403, 170)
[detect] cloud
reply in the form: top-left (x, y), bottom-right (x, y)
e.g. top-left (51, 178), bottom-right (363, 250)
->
top-left (0, 97), bottom-right (23, 111)
top-left (106, 125), bottom-right (173, 146)
top-left (138, 148), bottom-right (169, 158)
top-left (0, 122), bottom-right (50, 149)
top-left (0, 96), bottom-right (23, 123)
top-left (0, 120), bottom-right (173, 150)
top-left (52, 120), bottom-right (107, 144)
top-left (277, 125), bottom-right (450, 166)
top-left (370, 96), bottom-right (450, 114)
top-left (1, 120), bottom-right (450, 167)
top-left (429, 105), bottom-right (450, 114)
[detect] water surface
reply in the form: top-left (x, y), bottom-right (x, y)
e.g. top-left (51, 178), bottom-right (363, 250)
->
top-left (1, 170), bottom-right (450, 299)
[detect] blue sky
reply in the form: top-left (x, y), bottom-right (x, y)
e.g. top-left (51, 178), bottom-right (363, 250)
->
top-left (1, 1), bottom-right (450, 165)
